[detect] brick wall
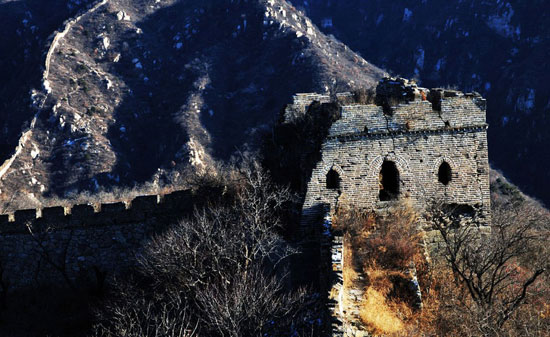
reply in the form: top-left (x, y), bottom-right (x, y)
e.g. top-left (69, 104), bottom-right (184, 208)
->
top-left (0, 190), bottom-right (194, 288)
top-left (298, 79), bottom-right (491, 230)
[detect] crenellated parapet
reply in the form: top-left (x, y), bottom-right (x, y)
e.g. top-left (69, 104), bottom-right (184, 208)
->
top-left (329, 78), bottom-right (487, 137)
top-left (0, 190), bottom-right (193, 233)
top-left (283, 93), bottom-right (331, 122)
top-left (0, 189), bottom-right (195, 289)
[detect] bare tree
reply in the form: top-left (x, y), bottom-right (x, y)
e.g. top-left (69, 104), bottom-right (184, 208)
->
top-left (429, 199), bottom-right (549, 334)
top-left (196, 266), bottom-right (306, 337)
top-left (92, 281), bottom-right (199, 337)
top-left (93, 160), bottom-right (317, 337)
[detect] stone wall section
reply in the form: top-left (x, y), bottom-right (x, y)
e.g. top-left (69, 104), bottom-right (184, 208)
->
top-left (331, 95), bottom-right (486, 136)
top-left (0, 190), bottom-right (194, 288)
top-left (301, 85), bottom-right (491, 231)
top-left (283, 93), bottom-right (331, 122)
top-left (303, 130), bottom-right (491, 224)
top-left (294, 78), bottom-right (491, 336)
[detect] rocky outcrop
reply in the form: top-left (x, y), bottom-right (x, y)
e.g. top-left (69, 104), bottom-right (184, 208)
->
top-left (0, 0), bottom-right (96, 167)
top-left (0, 0), bottom-right (109, 188)
top-left (0, 0), bottom-right (385, 211)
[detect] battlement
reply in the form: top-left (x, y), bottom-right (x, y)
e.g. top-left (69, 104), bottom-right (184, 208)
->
top-left (0, 188), bottom-right (197, 289)
top-left (375, 77), bottom-right (487, 112)
top-left (283, 93), bottom-right (331, 121)
top-left (298, 75), bottom-right (491, 232)
top-left (331, 96), bottom-right (487, 137)
top-left (0, 190), bottom-right (193, 233)
top-left (285, 77), bottom-right (488, 137)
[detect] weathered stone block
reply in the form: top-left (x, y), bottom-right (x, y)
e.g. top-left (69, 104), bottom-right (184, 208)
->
top-left (163, 190), bottom-right (192, 210)
top-left (70, 204), bottom-right (96, 226)
top-left (0, 214), bottom-right (12, 232)
top-left (130, 195), bottom-right (158, 211)
top-left (0, 214), bottom-right (8, 226)
top-left (41, 206), bottom-right (66, 220)
top-left (101, 202), bottom-right (126, 213)
top-left (100, 202), bottom-right (128, 224)
top-left (14, 209), bottom-right (37, 224)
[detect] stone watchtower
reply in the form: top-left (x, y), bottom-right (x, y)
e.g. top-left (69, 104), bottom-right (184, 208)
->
top-left (289, 78), bottom-right (491, 336)
top-left (299, 78), bottom-right (491, 228)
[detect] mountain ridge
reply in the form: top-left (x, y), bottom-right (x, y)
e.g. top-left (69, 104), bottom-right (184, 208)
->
top-left (0, 0), bottom-right (385, 211)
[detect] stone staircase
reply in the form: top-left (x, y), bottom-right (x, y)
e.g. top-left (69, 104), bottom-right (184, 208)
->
top-left (323, 212), bottom-right (370, 337)
top-left (341, 286), bottom-right (369, 337)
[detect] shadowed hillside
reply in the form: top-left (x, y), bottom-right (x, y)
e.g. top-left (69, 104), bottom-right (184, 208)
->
top-left (290, 0), bottom-right (550, 206)
top-left (0, 0), bottom-right (95, 162)
top-left (0, 0), bottom-right (385, 211)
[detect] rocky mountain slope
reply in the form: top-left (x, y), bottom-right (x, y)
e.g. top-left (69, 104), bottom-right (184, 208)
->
top-left (0, 0), bottom-right (95, 166)
top-left (290, 0), bottom-right (550, 205)
top-left (0, 0), bottom-right (385, 210)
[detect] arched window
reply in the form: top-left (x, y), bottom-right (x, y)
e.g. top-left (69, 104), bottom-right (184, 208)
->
top-left (438, 161), bottom-right (452, 185)
top-left (379, 161), bottom-right (399, 201)
top-left (326, 169), bottom-right (340, 190)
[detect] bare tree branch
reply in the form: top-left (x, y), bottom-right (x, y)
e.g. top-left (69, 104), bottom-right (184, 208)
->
top-left (427, 199), bottom-right (548, 333)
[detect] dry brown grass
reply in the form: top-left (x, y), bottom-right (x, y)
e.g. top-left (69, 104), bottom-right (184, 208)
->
top-left (332, 196), bottom-right (376, 233)
top-left (334, 200), bottom-right (429, 335)
top-left (335, 198), bottom-right (550, 336)
top-left (360, 263), bottom-right (425, 336)
top-left (357, 201), bottom-right (424, 272)
top-left (352, 88), bottom-right (377, 105)
top-left (342, 238), bottom-right (360, 288)
top-left (360, 287), bottom-right (405, 335)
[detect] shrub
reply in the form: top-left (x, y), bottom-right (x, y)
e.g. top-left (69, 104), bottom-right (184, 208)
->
top-left (425, 197), bottom-right (550, 336)
top-left (352, 88), bottom-right (376, 105)
top-left (334, 196), bottom-right (550, 336)
top-left (358, 201), bottom-right (423, 270)
top-left (92, 160), bottom-right (319, 337)
top-left (334, 201), bottom-right (426, 335)
top-left (75, 64), bottom-right (88, 74)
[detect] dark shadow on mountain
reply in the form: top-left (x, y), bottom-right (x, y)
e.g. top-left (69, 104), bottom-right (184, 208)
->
top-left (289, 0), bottom-right (550, 206)
top-left (0, 0), bottom-right (94, 162)
top-left (41, 0), bottom-right (384, 196)
top-left (46, 0), bottom-right (325, 194)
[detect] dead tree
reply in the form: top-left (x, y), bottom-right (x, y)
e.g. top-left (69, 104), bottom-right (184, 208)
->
top-left (94, 160), bottom-right (315, 337)
top-left (428, 199), bottom-right (549, 334)
top-left (92, 282), bottom-right (199, 337)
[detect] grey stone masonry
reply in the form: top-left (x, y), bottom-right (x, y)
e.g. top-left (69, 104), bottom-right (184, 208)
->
top-left (0, 190), bottom-right (194, 289)
top-left (293, 77), bottom-right (491, 336)
top-left (299, 77), bottom-right (491, 230)
top-left (283, 93), bottom-right (331, 121)
top-left (322, 210), bottom-right (369, 337)
top-left (321, 212), bottom-right (345, 336)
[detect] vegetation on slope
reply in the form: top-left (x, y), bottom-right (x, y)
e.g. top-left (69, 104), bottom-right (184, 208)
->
top-left (334, 193), bottom-right (550, 336)
top-left (0, 0), bottom-right (385, 210)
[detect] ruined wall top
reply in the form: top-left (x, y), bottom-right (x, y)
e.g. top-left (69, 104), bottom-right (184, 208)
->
top-left (0, 189), bottom-right (194, 234)
top-left (285, 77), bottom-right (488, 137)
top-left (283, 93), bottom-right (331, 121)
